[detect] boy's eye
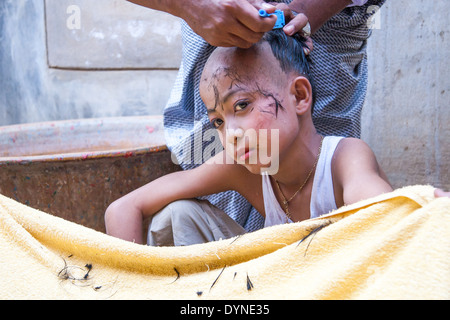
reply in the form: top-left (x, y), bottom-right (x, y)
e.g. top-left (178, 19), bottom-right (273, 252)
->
top-left (211, 118), bottom-right (224, 129)
top-left (234, 101), bottom-right (249, 111)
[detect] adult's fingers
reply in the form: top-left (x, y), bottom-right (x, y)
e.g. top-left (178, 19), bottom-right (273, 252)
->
top-left (233, 0), bottom-right (277, 33)
top-left (283, 12), bottom-right (309, 36)
top-left (303, 37), bottom-right (314, 55)
top-left (215, 1), bottom-right (275, 47)
top-left (280, 11), bottom-right (313, 55)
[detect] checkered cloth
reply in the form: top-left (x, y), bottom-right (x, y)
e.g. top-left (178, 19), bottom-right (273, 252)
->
top-left (163, 0), bottom-right (386, 232)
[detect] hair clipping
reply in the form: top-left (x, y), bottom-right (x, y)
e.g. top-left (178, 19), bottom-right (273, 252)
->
top-left (259, 9), bottom-right (286, 30)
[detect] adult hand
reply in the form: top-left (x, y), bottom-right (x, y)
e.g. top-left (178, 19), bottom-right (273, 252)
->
top-left (268, 2), bottom-right (314, 55)
top-left (176, 0), bottom-right (278, 48)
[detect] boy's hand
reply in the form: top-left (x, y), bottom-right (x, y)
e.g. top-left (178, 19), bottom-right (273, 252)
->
top-left (434, 188), bottom-right (450, 198)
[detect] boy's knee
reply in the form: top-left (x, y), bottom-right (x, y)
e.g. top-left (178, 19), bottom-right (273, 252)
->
top-left (148, 199), bottom-right (245, 246)
top-left (153, 200), bottom-right (203, 225)
top-left (165, 199), bottom-right (195, 212)
top-left (148, 200), bottom-right (206, 246)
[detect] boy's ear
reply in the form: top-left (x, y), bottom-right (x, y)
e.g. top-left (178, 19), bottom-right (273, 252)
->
top-left (290, 76), bottom-right (313, 116)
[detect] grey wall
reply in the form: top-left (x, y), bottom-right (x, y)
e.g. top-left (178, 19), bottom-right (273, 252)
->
top-left (0, 0), bottom-right (181, 124)
top-left (361, 0), bottom-right (449, 190)
top-left (0, 0), bottom-right (448, 190)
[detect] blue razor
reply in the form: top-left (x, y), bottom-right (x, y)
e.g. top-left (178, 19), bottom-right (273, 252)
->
top-left (259, 9), bottom-right (285, 29)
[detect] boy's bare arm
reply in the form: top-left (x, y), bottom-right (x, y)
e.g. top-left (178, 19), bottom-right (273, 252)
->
top-left (104, 151), bottom-right (252, 243)
top-left (332, 138), bottom-right (393, 207)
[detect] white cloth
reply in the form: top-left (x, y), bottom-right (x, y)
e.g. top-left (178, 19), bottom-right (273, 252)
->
top-left (310, 136), bottom-right (344, 218)
top-left (262, 173), bottom-right (293, 227)
top-left (263, 136), bottom-right (344, 227)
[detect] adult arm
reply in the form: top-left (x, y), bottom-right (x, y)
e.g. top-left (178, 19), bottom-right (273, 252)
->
top-left (286, 0), bottom-right (352, 35)
top-left (126, 0), bottom-right (353, 47)
top-left (127, 0), bottom-right (278, 47)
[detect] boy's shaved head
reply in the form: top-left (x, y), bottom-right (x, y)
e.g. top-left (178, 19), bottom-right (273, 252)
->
top-left (201, 41), bottom-right (287, 119)
top-left (201, 29), bottom-right (315, 114)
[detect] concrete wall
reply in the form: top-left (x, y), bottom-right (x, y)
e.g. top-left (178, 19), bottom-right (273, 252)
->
top-left (0, 0), bottom-right (181, 125)
top-left (361, 0), bottom-right (449, 190)
top-left (0, 0), bottom-right (448, 190)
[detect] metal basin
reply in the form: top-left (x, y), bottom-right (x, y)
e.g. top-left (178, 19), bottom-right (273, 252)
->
top-left (0, 116), bottom-right (180, 233)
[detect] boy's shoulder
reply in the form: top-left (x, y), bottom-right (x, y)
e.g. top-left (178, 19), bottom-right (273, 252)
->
top-left (324, 136), bottom-right (370, 155)
top-left (335, 136), bottom-right (372, 152)
top-left (332, 136), bottom-right (379, 176)
top-left (338, 137), bottom-right (370, 149)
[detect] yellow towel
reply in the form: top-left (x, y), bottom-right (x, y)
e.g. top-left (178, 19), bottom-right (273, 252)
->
top-left (0, 185), bottom-right (448, 300)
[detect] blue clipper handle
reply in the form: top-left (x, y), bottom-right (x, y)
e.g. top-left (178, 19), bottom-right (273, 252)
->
top-left (258, 9), bottom-right (271, 17)
top-left (258, 9), bottom-right (285, 29)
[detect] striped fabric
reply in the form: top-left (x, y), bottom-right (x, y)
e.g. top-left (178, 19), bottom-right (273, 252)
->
top-left (163, 0), bottom-right (386, 232)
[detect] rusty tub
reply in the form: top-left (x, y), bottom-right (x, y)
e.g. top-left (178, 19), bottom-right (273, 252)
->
top-left (0, 116), bottom-right (180, 233)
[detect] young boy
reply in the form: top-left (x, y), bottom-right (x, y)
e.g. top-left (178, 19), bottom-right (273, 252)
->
top-left (105, 30), bottom-right (394, 245)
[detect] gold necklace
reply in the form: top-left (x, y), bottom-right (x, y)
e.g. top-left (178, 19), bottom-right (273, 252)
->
top-left (275, 136), bottom-right (324, 221)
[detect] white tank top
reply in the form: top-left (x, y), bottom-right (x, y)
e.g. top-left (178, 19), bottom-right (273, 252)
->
top-left (263, 136), bottom-right (344, 227)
